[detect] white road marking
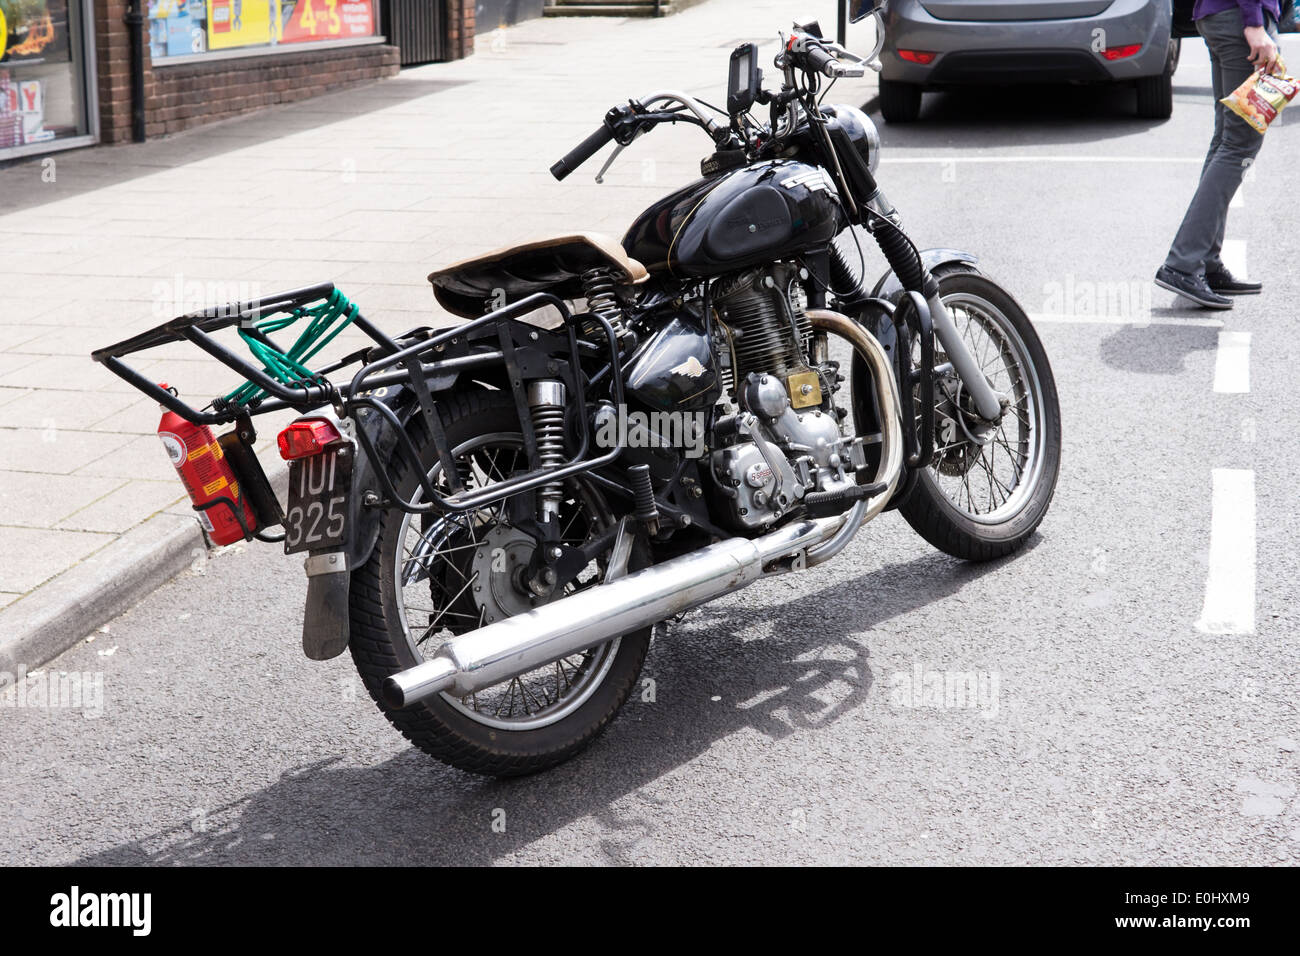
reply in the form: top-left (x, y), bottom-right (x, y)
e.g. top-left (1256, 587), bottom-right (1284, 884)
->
top-left (1195, 468), bottom-right (1256, 635)
top-left (881, 156), bottom-right (1205, 165)
top-left (1221, 239), bottom-right (1249, 280)
top-left (1028, 313), bottom-right (1225, 328)
top-left (1230, 187), bottom-right (1245, 209)
top-left (1213, 331), bottom-right (1251, 394)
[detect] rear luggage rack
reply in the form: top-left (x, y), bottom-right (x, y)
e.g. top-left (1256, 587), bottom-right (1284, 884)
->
top-left (92, 283), bottom-right (627, 537)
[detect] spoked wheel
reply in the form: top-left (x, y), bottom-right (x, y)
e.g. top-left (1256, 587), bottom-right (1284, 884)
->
top-left (899, 270), bottom-right (1061, 561)
top-left (349, 389), bottom-right (651, 776)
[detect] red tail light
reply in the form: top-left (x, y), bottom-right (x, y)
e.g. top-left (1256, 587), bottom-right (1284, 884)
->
top-left (898, 49), bottom-right (937, 65)
top-left (277, 419), bottom-right (343, 460)
top-left (1101, 44), bottom-right (1142, 61)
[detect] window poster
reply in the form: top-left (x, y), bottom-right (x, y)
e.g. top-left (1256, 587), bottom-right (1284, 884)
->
top-left (205, 0), bottom-right (281, 51)
top-left (0, 0), bottom-right (72, 65)
top-left (280, 0), bottom-right (374, 45)
top-left (149, 0), bottom-right (208, 59)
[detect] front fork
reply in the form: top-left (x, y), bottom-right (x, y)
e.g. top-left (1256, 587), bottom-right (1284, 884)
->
top-left (926, 291), bottom-right (1004, 423)
top-left (865, 214), bottom-right (1004, 423)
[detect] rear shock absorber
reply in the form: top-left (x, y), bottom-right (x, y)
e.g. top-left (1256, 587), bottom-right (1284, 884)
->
top-left (581, 267), bottom-right (630, 340)
top-left (527, 380), bottom-right (567, 523)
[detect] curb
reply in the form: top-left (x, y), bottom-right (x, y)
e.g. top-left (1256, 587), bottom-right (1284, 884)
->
top-left (0, 511), bottom-right (203, 685)
top-left (0, 461), bottom-right (291, 686)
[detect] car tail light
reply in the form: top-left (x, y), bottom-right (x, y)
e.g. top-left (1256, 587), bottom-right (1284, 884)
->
top-left (277, 418), bottom-right (342, 460)
top-left (898, 49), bottom-right (938, 65)
top-left (1101, 44), bottom-right (1142, 61)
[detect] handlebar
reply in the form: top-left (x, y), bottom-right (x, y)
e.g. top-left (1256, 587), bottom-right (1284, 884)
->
top-left (550, 90), bottom-right (725, 182)
top-left (550, 123), bottom-right (615, 181)
top-left (548, 11), bottom-right (887, 183)
top-left (802, 42), bottom-right (840, 79)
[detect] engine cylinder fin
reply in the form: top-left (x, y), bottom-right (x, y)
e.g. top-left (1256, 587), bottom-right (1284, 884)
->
top-left (714, 267), bottom-right (812, 389)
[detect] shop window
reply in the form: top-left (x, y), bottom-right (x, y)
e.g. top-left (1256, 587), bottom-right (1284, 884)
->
top-left (1, 0), bottom-right (93, 151)
top-left (148, 0), bottom-right (379, 61)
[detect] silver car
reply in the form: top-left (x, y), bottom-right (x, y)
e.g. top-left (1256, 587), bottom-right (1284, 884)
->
top-left (877, 0), bottom-right (1197, 122)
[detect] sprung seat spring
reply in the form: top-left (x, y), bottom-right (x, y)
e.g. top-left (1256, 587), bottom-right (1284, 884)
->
top-left (581, 267), bottom-right (630, 339)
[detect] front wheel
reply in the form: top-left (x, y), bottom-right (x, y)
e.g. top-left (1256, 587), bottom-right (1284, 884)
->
top-left (900, 270), bottom-right (1062, 561)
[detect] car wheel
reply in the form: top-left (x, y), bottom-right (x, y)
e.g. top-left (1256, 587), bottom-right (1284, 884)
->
top-left (1136, 38), bottom-right (1178, 119)
top-left (1135, 72), bottom-right (1173, 119)
top-left (879, 79), bottom-right (923, 123)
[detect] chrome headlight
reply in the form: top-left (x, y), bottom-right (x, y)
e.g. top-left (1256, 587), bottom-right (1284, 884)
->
top-left (824, 103), bottom-right (882, 175)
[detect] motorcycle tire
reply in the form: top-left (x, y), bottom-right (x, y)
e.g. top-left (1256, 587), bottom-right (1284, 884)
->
top-left (899, 269), bottom-right (1062, 561)
top-left (348, 388), bottom-right (652, 777)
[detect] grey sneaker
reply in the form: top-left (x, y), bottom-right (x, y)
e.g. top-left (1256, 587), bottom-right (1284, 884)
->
top-left (1155, 266), bottom-right (1233, 310)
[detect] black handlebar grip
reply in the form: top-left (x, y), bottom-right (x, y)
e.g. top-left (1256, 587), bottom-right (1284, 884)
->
top-left (804, 43), bottom-right (839, 78)
top-left (551, 124), bottom-right (616, 181)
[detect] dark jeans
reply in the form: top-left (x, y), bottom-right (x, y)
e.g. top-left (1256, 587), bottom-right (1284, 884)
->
top-left (1164, 9), bottom-right (1280, 275)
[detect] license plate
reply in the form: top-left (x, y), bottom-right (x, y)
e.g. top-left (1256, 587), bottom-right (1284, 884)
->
top-left (284, 445), bottom-right (354, 555)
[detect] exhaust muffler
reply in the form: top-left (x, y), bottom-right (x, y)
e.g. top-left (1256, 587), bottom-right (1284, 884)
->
top-left (383, 309), bottom-right (903, 710)
top-left (383, 517), bottom-right (838, 708)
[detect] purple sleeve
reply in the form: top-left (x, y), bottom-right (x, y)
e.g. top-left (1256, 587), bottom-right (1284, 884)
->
top-left (1236, 1), bottom-right (1265, 27)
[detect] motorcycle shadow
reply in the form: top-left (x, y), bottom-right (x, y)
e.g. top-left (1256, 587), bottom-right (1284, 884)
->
top-left (71, 546), bottom-right (1019, 866)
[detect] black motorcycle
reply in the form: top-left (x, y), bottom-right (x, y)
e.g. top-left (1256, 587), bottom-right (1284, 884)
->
top-left (94, 1), bottom-right (1060, 776)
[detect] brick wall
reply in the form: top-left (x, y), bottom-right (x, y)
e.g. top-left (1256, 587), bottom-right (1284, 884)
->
top-left (142, 45), bottom-right (401, 140)
top-left (95, 0), bottom-right (136, 145)
top-left (94, 1), bottom-right (476, 145)
top-left (447, 1), bottom-right (476, 62)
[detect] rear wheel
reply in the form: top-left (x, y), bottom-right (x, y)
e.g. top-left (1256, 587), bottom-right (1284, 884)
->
top-left (348, 389), bottom-right (651, 776)
top-left (899, 270), bottom-right (1061, 561)
top-left (1135, 38), bottom-right (1179, 119)
top-left (879, 79), bottom-right (923, 123)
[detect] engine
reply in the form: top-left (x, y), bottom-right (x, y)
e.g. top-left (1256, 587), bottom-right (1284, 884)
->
top-left (708, 263), bottom-right (866, 532)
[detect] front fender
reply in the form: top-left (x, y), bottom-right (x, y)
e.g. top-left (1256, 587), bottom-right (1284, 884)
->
top-left (869, 247), bottom-right (979, 303)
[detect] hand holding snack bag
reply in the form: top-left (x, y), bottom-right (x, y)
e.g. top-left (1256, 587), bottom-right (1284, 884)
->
top-left (1221, 55), bottom-right (1299, 134)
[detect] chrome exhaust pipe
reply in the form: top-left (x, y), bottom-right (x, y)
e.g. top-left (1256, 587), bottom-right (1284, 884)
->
top-left (804, 308), bottom-right (905, 567)
top-left (384, 517), bottom-right (839, 708)
top-left (383, 308), bottom-right (904, 710)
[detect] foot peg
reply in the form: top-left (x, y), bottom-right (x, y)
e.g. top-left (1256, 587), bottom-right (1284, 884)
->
top-left (629, 464), bottom-right (660, 535)
top-left (802, 481), bottom-right (887, 518)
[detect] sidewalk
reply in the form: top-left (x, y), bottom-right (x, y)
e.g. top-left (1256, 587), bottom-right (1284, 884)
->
top-left (0, 0), bottom-right (878, 676)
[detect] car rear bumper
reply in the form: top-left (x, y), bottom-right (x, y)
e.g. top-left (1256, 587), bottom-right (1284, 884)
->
top-left (881, 0), bottom-right (1173, 86)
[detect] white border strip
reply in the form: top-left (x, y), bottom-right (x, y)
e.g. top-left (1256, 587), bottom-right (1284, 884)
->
top-left (1213, 331), bottom-right (1251, 394)
top-left (154, 36), bottom-right (386, 68)
top-left (1195, 468), bottom-right (1256, 635)
top-left (1028, 313), bottom-right (1225, 329)
top-left (880, 156), bottom-right (1205, 165)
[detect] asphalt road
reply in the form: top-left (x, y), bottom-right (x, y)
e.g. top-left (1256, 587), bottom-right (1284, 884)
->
top-left (2, 36), bottom-right (1299, 866)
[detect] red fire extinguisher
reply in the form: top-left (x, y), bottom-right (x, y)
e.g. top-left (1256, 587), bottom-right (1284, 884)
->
top-left (157, 385), bottom-right (257, 546)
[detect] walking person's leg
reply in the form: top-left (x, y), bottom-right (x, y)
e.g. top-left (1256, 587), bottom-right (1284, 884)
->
top-left (1198, 20), bottom-right (1229, 181)
top-left (1202, 11), bottom-right (1280, 284)
top-left (1157, 9), bottom-right (1279, 307)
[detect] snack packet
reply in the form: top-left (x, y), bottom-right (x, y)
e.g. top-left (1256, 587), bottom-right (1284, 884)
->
top-left (1221, 56), bottom-right (1298, 134)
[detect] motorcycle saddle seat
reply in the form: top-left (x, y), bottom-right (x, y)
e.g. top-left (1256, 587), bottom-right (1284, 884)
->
top-left (428, 232), bottom-right (649, 319)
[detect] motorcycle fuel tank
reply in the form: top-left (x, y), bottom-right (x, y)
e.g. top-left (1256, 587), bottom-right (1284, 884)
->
top-left (622, 160), bottom-right (845, 279)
